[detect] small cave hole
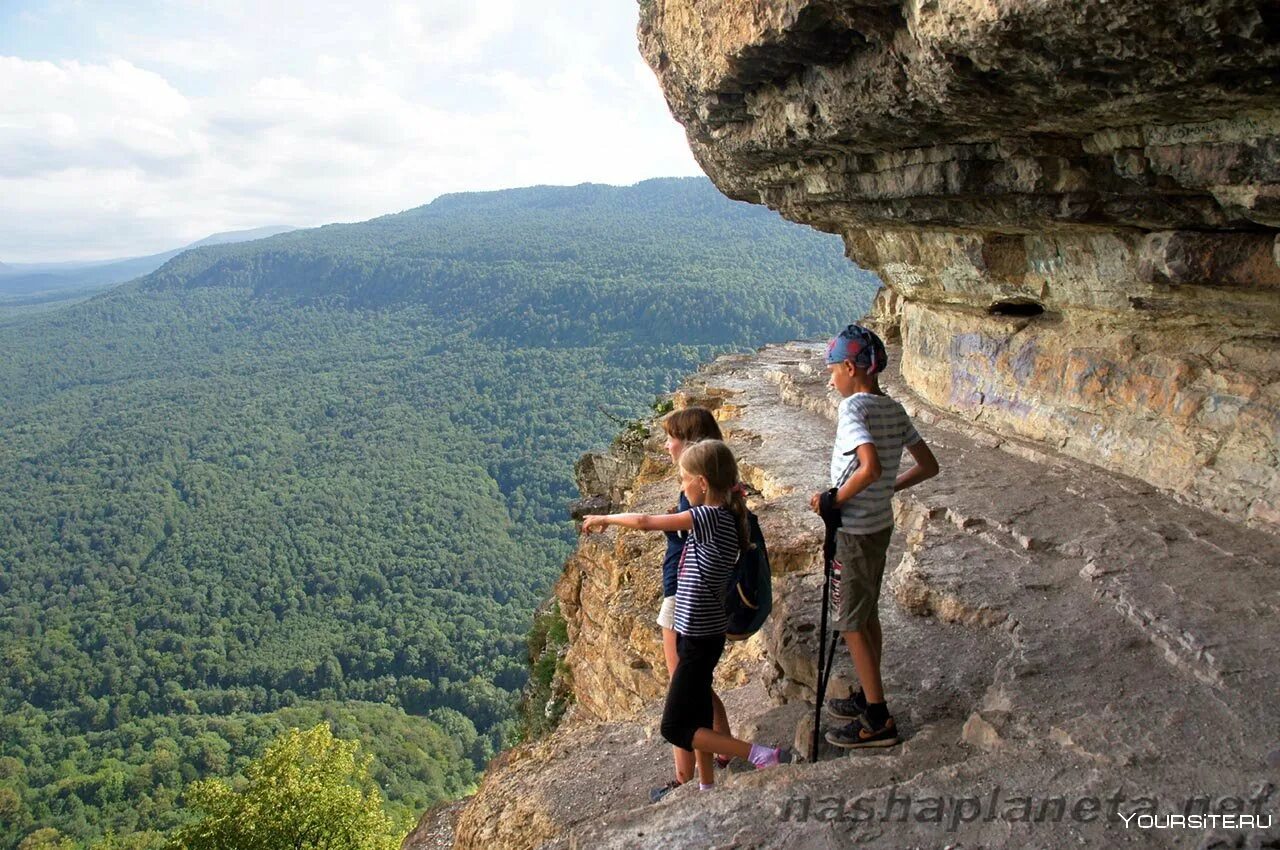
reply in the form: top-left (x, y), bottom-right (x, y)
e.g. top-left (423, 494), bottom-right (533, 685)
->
top-left (988, 300), bottom-right (1045, 318)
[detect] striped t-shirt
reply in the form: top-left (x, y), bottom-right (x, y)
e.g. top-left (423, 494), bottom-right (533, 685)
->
top-left (831, 393), bottom-right (921, 534)
top-left (673, 505), bottom-right (739, 637)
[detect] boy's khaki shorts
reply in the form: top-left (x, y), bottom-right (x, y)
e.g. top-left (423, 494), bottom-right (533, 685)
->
top-left (830, 526), bottom-right (894, 632)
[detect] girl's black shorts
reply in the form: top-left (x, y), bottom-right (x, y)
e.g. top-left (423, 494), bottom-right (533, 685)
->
top-left (660, 632), bottom-right (726, 751)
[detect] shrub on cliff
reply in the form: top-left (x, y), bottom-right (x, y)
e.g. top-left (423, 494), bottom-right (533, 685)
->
top-left (519, 603), bottom-right (573, 740)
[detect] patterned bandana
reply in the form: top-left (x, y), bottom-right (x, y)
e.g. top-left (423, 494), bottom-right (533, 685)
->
top-left (824, 324), bottom-right (888, 374)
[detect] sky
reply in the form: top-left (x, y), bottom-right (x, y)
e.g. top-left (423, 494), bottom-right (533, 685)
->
top-left (0, 0), bottom-right (704, 262)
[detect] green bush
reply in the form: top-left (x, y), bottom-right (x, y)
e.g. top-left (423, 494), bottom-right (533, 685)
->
top-left (166, 724), bottom-right (405, 850)
top-left (518, 604), bottom-right (573, 740)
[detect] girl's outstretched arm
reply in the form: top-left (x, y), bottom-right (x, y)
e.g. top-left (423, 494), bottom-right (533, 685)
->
top-left (581, 511), bottom-right (693, 535)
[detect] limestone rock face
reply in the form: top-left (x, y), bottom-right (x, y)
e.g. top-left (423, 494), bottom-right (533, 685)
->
top-left (434, 345), bottom-right (1279, 850)
top-left (638, 0), bottom-right (1280, 531)
top-left (553, 427), bottom-right (774, 723)
top-left (639, 1), bottom-right (1280, 230)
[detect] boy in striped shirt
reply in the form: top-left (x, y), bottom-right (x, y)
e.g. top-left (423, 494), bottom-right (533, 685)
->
top-left (810, 324), bottom-right (939, 748)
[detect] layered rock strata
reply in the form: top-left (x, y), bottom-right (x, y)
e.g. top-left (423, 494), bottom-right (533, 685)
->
top-left (432, 344), bottom-right (1280, 850)
top-left (638, 0), bottom-right (1280, 531)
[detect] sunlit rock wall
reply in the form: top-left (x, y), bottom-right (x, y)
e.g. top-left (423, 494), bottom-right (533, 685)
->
top-left (639, 0), bottom-right (1280, 529)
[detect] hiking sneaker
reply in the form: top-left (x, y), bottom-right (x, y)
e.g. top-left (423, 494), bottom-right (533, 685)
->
top-left (714, 755), bottom-right (731, 769)
top-left (649, 780), bottom-right (682, 803)
top-left (826, 715), bottom-right (900, 749)
top-left (825, 690), bottom-right (868, 721)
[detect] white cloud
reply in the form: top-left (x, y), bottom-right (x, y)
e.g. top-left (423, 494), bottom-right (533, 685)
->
top-left (387, 0), bottom-right (518, 66)
top-left (0, 2), bottom-right (702, 262)
top-left (0, 57), bottom-right (197, 173)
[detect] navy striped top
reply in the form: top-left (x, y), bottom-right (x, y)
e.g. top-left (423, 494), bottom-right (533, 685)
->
top-left (673, 505), bottom-right (739, 637)
top-left (660, 491), bottom-right (691, 598)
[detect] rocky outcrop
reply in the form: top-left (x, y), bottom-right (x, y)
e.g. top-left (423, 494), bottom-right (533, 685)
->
top-left (638, 0), bottom-right (1280, 531)
top-left (408, 7), bottom-right (1280, 848)
top-left (433, 345), bottom-right (1280, 850)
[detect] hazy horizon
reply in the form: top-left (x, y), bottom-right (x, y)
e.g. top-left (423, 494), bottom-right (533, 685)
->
top-left (1, 176), bottom-right (711, 267)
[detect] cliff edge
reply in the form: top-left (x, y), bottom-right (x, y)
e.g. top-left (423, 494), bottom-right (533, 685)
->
top-left (413, 344), bottom-right (1278, 849)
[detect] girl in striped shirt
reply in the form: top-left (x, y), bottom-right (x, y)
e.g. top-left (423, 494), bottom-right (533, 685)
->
top-left (656, 408), bottom-right (733, 799)
top-left (582, 439), bottom-right (791, 795)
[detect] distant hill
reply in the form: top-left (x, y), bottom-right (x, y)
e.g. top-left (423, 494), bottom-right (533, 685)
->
top-left (0, 225), bottom-right (296, 302)
top-left (0, 177), bottom-right (879, 849)
top-left (184, 225), bottom-right (299, 249)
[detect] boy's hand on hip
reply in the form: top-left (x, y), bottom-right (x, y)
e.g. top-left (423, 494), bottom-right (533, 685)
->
top-left (809, 492), bottom-right (822, 513)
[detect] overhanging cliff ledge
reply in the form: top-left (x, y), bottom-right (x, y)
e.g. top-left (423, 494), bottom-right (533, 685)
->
top-left (639, 0), bottom-right (1280, 530)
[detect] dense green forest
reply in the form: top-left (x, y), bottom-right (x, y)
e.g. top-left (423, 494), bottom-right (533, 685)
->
top-left (0, 177), bottom-right (880, 848)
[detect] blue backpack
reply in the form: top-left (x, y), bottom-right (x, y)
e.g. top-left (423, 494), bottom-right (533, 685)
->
top-left (724, 511), bottom-right (772, 640)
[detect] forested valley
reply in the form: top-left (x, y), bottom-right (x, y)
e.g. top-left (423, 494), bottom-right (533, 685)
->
top-left (0, 178), bottom-right (879, 848)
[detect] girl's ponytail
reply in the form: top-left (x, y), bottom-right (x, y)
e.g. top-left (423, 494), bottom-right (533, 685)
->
top-left (726, 483), bottom-right (755, 558)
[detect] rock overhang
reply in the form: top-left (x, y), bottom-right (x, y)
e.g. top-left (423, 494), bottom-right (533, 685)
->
top-left (640, 1), bottom-right (1280, 230)
top-left (639, 0), bottom-right (1280, 531)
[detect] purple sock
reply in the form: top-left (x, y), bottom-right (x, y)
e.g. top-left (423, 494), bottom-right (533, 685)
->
top-left (748, 743), bottom-right (778, 767)
top-left (699, 782), bottom-right (715, 791)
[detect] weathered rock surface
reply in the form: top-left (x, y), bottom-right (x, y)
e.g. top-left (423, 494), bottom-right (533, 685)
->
top-left (408, 9), bottom-right (1280, 848)
top-left (639, 2), bottom-right (1280, 230)
top-left (402, 801), bottom-right (467, 850)
top-left (638, 0), bottom-right (1280, 531)
top-left (432, 344), bottom-right (1280, 850)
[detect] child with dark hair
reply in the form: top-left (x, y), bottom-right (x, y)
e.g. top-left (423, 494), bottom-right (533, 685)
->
top-left (810, 324), bottom-right (939, 748)
top-left (583, 439), bottom-right (790, 798)
top-left (654, 408), bottom-right (732, 799)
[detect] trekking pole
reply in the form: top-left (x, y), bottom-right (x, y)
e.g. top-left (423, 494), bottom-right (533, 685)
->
top-left (812, 488), bottom-right (843, 763)
top-left (811, 554), bottom-right (832, 763)
top-left (818, 631), bottom-right (839, 723)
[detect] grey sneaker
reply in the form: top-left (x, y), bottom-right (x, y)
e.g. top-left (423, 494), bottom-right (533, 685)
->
top-left (649, 780), bottom-right (682, 803)
top-left (825, 715), bottom-right (900, 749)
top-left (825, 690), bottom-right (867, 721)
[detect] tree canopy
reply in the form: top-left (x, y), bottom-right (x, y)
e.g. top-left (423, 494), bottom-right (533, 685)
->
top-left (0, 177), bottom-right (880, 848)
top-left (166, 724), bottom-right (402, 850)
